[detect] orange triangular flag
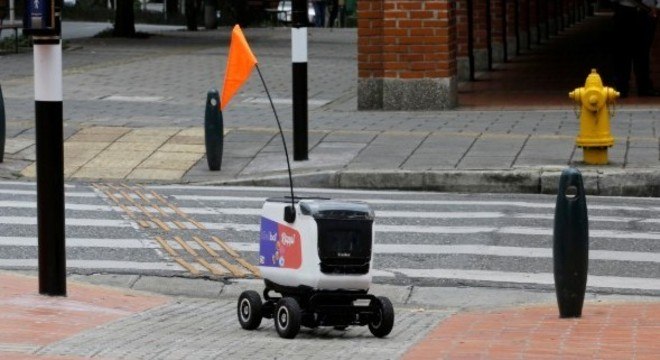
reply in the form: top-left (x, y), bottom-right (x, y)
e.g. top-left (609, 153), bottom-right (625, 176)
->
top-left (221, 25), bottom-right (258, 110)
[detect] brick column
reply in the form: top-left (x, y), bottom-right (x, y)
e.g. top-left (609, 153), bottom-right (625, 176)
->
top-left (357, 0), bottom-right (457, 110)
top-left (357, 0), bottom-right (385, 109)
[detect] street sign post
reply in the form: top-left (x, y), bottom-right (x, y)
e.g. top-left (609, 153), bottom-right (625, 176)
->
top-left (291, 0), bottom-right (308, 161)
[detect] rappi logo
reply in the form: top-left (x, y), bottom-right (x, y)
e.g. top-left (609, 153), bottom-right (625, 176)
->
top-left (259, 217), bottom-right (302, 269)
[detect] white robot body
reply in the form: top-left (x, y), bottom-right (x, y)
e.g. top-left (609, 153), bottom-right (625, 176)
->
top-left (258, 198), bottom-right (374, 292)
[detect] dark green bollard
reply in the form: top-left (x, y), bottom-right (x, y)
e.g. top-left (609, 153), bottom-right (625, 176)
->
top-left (1, 83), bottom-right (5, 163)
top-left (204, 89), bottom-right (223, 171)
top-left (553, 167), bottom-right (589, 318)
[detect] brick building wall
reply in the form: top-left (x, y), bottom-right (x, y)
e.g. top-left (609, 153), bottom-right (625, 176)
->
top-left (358, 0), bottom-right (457, 110)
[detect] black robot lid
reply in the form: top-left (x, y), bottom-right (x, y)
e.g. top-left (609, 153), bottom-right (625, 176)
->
top-left (299, 199), bottom-right (374, 220)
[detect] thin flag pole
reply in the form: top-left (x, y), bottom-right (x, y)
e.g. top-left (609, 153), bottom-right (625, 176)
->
top-left (255, 65), bottom-right (296, 213)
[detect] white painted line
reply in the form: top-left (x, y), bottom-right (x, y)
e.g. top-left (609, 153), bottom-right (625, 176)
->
top-left (0, 259), bottom-right (184, 271)
top-left (0, 237), bottom-right (159, 249)
top-left (197, 222), bottom-right (260, 232)
top-left (170, 194), bottom-right (660, 212)
top-left (378, 211), bottom-right (504, 219)
top-left (223, 242), bottom-right (660, 263)
top-left (392, 268), bottom-right (660, 291)
top-left (0, 189), bottom-right (98, 198)
top-left (197, 221), bottom-right (660, 240)
top-left (0, 201), bottom-right (115, 212)
top-left (103, 95), bottom-right (168, 103)
top-left (0, 216), bottom-right (133, 227)
top-left (0, 200), bottom-right (655, 225)
top-left (0, 182), bottom-right (76, 188)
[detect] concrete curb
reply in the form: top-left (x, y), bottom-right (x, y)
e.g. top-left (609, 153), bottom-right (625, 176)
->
top-left (196, 168), bottom-right (660, 197)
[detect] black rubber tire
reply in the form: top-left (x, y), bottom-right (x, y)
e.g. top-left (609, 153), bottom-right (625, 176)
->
top-left (237, 290), bottom-right (263, 330)
top-left (368, 296), bottom-right (394, 338)
top-left (274, 297), bottom-right (302, 339)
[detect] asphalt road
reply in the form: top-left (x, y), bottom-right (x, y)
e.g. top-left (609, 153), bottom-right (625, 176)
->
top-left (0, 180), bottom-right (658, 296)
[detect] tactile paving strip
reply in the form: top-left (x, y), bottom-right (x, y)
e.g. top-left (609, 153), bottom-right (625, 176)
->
top-left (93, 183), bottom-right (260, 279)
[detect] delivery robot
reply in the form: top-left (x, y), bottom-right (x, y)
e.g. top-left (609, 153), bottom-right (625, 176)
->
top-left (237, 196), bottom-right (394, 339)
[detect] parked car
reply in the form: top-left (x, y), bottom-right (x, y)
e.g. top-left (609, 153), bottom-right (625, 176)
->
top-left (276, 0), bottom-right (315, 24)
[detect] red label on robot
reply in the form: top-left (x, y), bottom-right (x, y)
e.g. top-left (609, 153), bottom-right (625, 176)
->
top-left (259, 217), bottom-right (302, 269)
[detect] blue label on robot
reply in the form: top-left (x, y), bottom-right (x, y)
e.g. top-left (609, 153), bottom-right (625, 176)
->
top-left (259, 217), bottom-right (301, 269)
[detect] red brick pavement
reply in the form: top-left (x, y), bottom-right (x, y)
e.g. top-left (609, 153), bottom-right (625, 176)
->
top-left (0, 272), bottom-right (169, 359)
top-left (404, 302), bottom-right (660, 360)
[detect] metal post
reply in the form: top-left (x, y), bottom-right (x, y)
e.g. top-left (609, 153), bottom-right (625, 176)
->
top-left (26, 0), bottom-right (66, 296)
top-left (0, 84), bottom-right (5, 163)
top-left (292, 0), bottom-right (308, 161)
top-left (467, 0), bottom-right (475, 81)
top-left (35, 43), bottom-right (66, 296)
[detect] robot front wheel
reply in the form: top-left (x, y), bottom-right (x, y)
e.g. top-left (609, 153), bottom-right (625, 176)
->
top-left (369, 296), bottom-right (395, 338)
top-left (274, 297), bottom-right (302, 339)
top-left (237, 290), bottom-right (263, 330)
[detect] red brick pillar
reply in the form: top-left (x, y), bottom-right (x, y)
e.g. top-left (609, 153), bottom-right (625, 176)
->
top-left (357, 0), bottom-right (457, 110)
top-left (357, 0), bottom-right (385, 109)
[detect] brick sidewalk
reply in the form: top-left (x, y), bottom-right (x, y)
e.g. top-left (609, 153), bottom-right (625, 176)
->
top-left (404, 302), bottom-right (660, 359)
top-left (0, 272), bottom-right (168, 359)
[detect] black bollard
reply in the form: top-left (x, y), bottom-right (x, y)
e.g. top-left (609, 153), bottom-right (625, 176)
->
top-left (553, 167), bottom-right (589, 318)
top-left (204, 89), bottom-right (223, 171)
top-left (1, 83), bottom-right (5, 163)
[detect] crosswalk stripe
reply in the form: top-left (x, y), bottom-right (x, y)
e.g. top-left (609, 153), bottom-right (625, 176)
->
top-left (0, 237), bottom-right (159, 249)
top-left (392, 268), bottom-right (660, 291)
top-left (0, 189), bottom-right (97, 197)
top-left (2, 200), bottom-right (660, 225)
top-left (2, 236), bottom-right (655, 263)
top-left (0, 216), bottom-right (134, 227)
top-left (0, 259), bottom-right (184, 271)
top-left (223, 242), bottom-right (660, 263)
top-left (196, 221), bottom-right (660, 240)
top-left (2, 214), bottom-right (660, 241)
top-left (169, 194), bottom-right (660, 212)
top-left (0, 200), bottom-right (114, 212)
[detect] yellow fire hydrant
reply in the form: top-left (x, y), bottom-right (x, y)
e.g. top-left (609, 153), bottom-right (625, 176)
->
top-left (569, 69), bottom-right (619, 165)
